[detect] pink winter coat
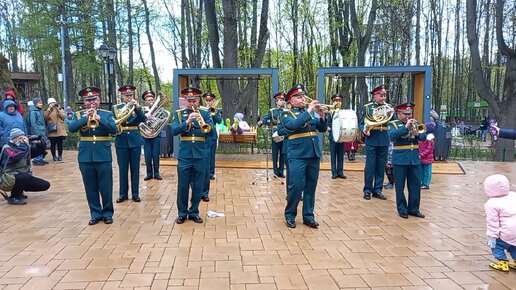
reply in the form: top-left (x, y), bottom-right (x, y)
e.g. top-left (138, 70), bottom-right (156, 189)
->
top-left (418, 134), bottom-right (434, 164)
top-left (484, 174), bottom-right (516, 246)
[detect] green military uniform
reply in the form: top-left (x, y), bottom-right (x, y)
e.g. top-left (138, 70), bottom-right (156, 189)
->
top-left (113, 99), bottom-right (146, 202)
top-left (260, 94), bottom-right (285, 177)
top-left (68, 86), bottom-right (118, 225)
top-left (281, 84), bottom-right (326, 229)
top-left (387, 103), bottom-right (426, 219)
top-left (359, 85), bottom-right (390, 200)
top-left (201, 92), bottom-right (222, 201)
top-left (171, 88), bottom-right (214, 224)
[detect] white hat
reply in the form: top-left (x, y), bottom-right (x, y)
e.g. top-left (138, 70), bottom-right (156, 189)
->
top-left (47, 97), bottom-right (57, 104)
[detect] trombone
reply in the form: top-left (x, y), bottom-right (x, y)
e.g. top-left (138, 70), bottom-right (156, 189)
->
top-left (303, 96), bottom-right (341, 111)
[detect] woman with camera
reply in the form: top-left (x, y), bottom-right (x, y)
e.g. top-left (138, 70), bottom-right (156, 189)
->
top-left (44, 98), bottom-right (67, 162)
top-left (0, 128), bottom-right (50, 205)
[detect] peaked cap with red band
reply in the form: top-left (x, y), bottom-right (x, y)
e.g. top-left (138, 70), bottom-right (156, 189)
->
top-left (370, 85), bottom-right (387, 95)
top-left (286, 84), bottom-right (306, 101)
top-left (141, 90), bottom-right (155, 100)
top-left (118, 85), bottom-right (136, 95)
top-left (202, 92), bottom-right (216, 100)
top-left (180, 87), bottom-right (202, 100)
top-left (395, 102), bottom-right (415, 113)
top-left (331, 93), bottom-right (343, 101)
top-left (273, 92), bottom-right (286, 100)
top-left (78, 86), bottom-right (101, 100)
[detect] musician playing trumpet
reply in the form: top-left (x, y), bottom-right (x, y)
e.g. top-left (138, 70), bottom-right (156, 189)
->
top-left (281, 84), bottom-right (326, 229)
top-left (326, 93), bottom-right (346, 179)
top-left (171, 87), bottom-right (213, 224)
top-left (68, 86), bottom-right (117, 225)
top-left (202, 92), bottom-right (222, 184)
top-left (141, 90), bottom-right (163, 181)
top-left (359, 85), bottom-right (390, 201)
top-left (257, 92), bottom-right (286, 178)
top-left (387, 102), bottom-right (427, 219)
top-left (113, 85), bottom-right (146, 203)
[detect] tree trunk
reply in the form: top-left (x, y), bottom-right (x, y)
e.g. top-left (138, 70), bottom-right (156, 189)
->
top-left (466, 0), bottom-right (514, 161)
top-left (126, 0), bottom-right (134, 84)
top-left (142, 0), bottom-right (161, 91)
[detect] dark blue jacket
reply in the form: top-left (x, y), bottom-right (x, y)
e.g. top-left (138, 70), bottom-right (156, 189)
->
top-left (388, 120), bottom-right (427, 165)
top-left (68, 109), bottom-right (117, 162)
top-left (280, 108), bottom-right (326, 159)
top-left (171, 107), bottom-right (214, 159)
top-left (261, 107), bottom-right (283, 132)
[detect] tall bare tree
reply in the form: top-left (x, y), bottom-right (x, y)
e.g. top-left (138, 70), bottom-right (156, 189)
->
top-left (205, 0), bottom-right (270, 120)
top-left (466, 0), bottom-right (515, 161)
top-left (142, 0), bottom-right (160, 91)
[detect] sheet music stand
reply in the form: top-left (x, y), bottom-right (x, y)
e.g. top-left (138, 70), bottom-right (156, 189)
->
top-left (251, 126), bottom-right (284, 185)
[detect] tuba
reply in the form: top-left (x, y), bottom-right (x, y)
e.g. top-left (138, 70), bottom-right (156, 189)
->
top-left (139, 91), bottom-right (172, 139)
top-left (364, 103), bottom-right (395, 135)
top-left (114, 101), bottom-right (136, 134)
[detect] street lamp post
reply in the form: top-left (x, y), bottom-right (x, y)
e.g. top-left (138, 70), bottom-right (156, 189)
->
top-left (98, 44), bottom-right (116, 110)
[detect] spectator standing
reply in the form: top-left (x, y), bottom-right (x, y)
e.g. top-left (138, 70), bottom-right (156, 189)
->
top-left (1, 90), bottom-right (24, 115)
top-left (28, 98), bottom-right (48, 165)
top-left (44, 98), bottom-right (67, 162)
top-left (480, 117), bottom-right (489, 142)
top-left (0, 100), bottom-right (27, 146)
top-left (419, 122), bottom-right (435, 189)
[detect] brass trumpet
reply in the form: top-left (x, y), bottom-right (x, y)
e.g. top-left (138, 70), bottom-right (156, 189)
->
top-left (192, 106), bottom-right (211, 134)
top-left (408, 120), bottom-right (427, 134)
top-left (303, 96), bottom-right (341, 111)
top-left (83, 104), bottom-right (99, 131)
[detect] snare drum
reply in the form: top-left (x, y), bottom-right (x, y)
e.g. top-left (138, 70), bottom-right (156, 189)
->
top-left (332, 109), bottom-right (359, 143)
top-left (272, 131), bottom-right (285, 143)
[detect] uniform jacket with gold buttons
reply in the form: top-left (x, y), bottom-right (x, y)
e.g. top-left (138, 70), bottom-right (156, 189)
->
top-left (388, 119), bottom-right (427, 165)
top-left (280, 107), bottom-right (326, 159)
top-left (68, 109), bottom-right (117, 163)
top-left (171, 107), bottom-right (213, 159)
top-left (112, 104), bottom-right (146, 148)
top-left (359, 102), bottom-right (390, 146)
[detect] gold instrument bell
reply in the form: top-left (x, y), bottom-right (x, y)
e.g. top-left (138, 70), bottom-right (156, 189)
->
top-left (364, 103), bottom-right (395, 135)
top-left (193, 106), bottom-right (211, 134)
top-left (139, 91), bottom-right (172, 139)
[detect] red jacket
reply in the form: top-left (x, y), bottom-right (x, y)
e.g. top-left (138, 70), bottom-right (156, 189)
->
top-left (418, 137), bottom-right (434, 164)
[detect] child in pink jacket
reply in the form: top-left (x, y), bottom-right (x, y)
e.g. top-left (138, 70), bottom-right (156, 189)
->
top-left (418, 123), bottom-right (435, 189)
top-left (484, 174), bottom-right (516, 272)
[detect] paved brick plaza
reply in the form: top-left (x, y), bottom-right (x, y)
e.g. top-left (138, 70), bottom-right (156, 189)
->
top-left (0, 151), bottom-right (514, 289)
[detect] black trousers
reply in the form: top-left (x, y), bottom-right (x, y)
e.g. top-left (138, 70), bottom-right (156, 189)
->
top-left (11, 172), bottom-right (50, 199)
top-left (48, 136), bottom-right (66, 158)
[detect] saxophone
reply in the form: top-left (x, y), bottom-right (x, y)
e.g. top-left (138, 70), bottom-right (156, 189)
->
top-left (139, 91), bottom-right (172, 139)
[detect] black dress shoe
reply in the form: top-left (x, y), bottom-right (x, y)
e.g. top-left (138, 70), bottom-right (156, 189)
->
top-left (338, 175), bottom-right (347, 179)
top-left (277, 174), bottom-right (285, 178)
top-left (132, 197), bottom-right (141, 202)
top-left (201, 196), bottom-right (210, 202)
top-left (176, 216), bottom-right (186, 224)
top-left (363, 192), bottom-right (372, 200)
top-left (409, 212), bottom-right (425, 218)
top-left (188, 215), bottom-right (203, 223)
top-left (154, 175), bottom-right (162, 180)
top-left (285, 219), bottom-right (296, 228)
top-left (373, 192), bottom-right (387, 200)
top-left (303, 220), bottom-right (319, 228)
top-left (103, 217), bottom-right (113, 224)
top-left (144, 176), bottom-right (153, 181)
top-left (116, 197), bottom-right (128, 203)
top-left (88, 218), bottom-right (101, 225)
top-left (399, 213), bottom-right (409, 219)
top-left (331, 176), bottom-right (337, 179)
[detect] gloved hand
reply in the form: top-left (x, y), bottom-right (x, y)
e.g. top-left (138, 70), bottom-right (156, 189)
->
top-left (487, 238), bottom-right (497, 249)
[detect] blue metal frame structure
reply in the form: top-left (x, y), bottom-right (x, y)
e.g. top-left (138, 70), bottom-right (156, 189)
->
top-left (316, 66), bottom-right (433, 122)
top-left (171, 68), bottom-right (280, 157)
